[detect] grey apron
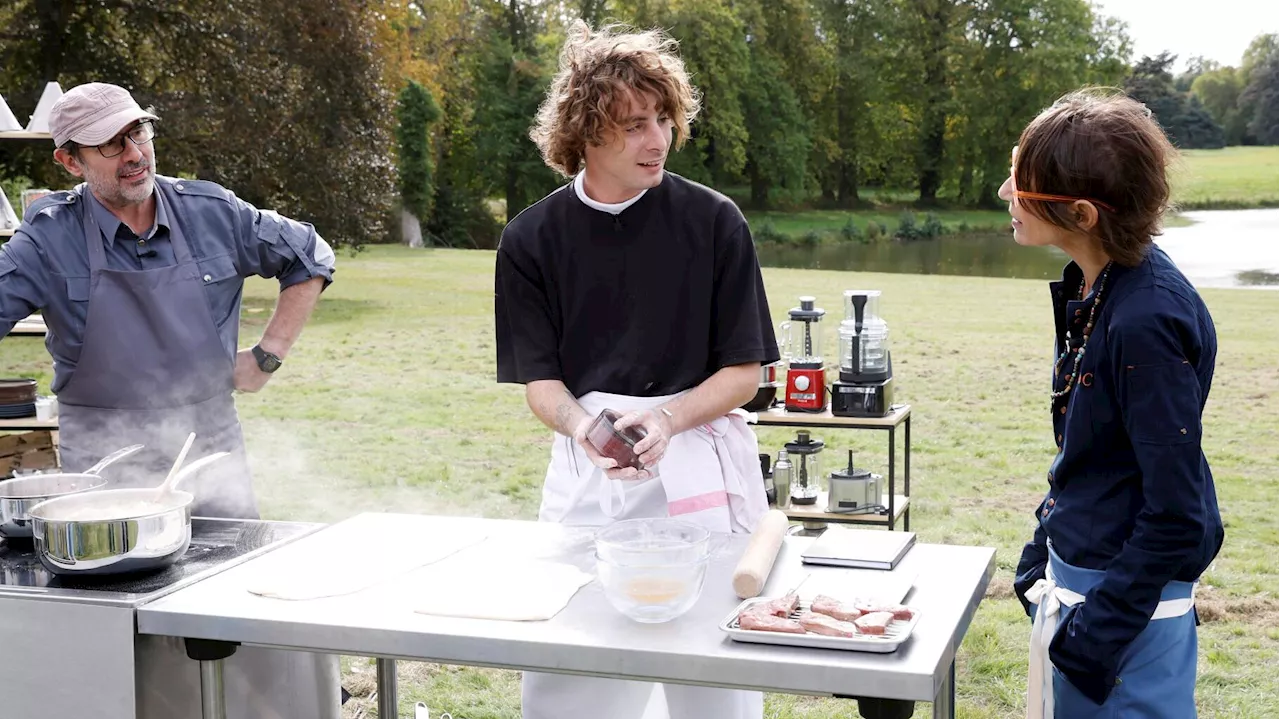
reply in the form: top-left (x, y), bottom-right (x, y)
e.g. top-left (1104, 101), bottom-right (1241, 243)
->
top-left (59, 198), bottom-right (341, 718)
top-left (57, 199), bottom-right (257, 519)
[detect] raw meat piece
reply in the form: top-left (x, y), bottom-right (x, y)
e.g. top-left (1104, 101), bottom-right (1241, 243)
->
top-left (854, 602), bottom-right (915, 620)
top-left (854, 611), bottom-right (894, 635)
top-left (797, 611), bottom-right (856, 638)
top-left (810, 594), bottom-right (862, 622)
top-left (757, 593), bottom-right (800, 617)
top-left (738, 608), bottom-right (806, 634)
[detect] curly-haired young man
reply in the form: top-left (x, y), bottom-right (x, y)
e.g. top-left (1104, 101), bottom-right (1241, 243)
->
top-left (494, 21), bottom-right (778, 719)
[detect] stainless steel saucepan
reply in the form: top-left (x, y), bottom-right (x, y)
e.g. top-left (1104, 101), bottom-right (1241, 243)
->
top-left (0, 444), bottom-right (144, 539)
top-left (26, 452), bottom-right (230, 576)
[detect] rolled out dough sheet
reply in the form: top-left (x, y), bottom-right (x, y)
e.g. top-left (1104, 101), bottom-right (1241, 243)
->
top-left (411, 559), bottom-right (594, 621)
top-left (246, 527), bottom-right (488, 601)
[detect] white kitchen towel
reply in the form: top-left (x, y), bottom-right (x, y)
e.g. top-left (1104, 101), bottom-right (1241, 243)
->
top-left (681, 410), bottom-right (769, 534)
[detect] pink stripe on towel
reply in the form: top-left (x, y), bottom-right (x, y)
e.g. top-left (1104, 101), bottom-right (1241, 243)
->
top-left (669, 491), bottom-right (729, 516)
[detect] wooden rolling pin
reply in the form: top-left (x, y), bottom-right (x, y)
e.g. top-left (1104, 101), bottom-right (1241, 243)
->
top-left (731, 509), bottom-right (790, 599)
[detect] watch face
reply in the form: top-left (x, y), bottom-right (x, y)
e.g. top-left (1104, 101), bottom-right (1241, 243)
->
top-left (255, 346), bottom-right (282, 373)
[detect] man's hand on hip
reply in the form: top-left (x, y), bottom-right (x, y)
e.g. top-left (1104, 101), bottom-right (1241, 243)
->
top-left (233, 349), bottom-right (273, 393)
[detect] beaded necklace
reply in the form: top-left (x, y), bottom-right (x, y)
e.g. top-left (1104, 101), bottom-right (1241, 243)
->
top-left (1051, 261), bottom-right (1114, 400)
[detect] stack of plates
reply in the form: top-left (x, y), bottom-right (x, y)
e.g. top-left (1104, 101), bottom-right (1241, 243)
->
top-left (0, 379), bottom-right (38, 419)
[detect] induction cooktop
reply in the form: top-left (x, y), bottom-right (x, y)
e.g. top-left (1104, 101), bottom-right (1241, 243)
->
top-left (0, 517), bottom-right (321, 607)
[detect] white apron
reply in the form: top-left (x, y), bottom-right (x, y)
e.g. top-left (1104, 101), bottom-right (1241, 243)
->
top-left (523, 390), bottom-right (768, 719)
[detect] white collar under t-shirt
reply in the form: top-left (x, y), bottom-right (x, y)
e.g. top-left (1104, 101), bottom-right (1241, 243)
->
top-left (573, 171), bottom-right (646, 215)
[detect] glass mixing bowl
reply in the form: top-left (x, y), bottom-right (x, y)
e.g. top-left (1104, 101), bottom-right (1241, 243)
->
top-left (594, 518), bottom-right (711, 624)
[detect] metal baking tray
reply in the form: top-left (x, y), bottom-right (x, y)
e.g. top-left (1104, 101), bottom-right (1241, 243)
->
top-left (719, 596), bottom-right (920, 653)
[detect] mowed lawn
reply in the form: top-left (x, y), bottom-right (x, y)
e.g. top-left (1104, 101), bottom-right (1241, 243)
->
top-left (1, 245), bottom-right (1275, 718)
top-left (1173, 146), bottom-right (1279, 209)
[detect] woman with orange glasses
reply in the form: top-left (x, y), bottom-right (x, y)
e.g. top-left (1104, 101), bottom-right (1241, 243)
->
top-left (999, 89), bottom-right (1223, 719)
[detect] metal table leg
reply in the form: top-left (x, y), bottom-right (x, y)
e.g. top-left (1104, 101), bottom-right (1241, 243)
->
top-left (887, 427), bottom-right (896, 530)
top-left (377, 657), bottom-right (398, 718)
top-left (199, 659), bottom-right (227, 719)
top-left (932, 660), bottom-right (955, 719)
top-left (904, 414), bottom-right (911, 531)
top-left (184, 638), bottom-right (239, 719)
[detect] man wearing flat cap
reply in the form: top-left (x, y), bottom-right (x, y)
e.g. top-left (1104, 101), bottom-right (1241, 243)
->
top-left (0, 82), bottom-right (340, 717)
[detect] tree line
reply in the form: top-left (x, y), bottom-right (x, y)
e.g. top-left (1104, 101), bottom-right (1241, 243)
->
top-left (1, 1), bottom-right (1276, 250)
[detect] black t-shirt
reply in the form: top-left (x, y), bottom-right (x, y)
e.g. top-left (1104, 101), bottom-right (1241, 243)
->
top-left (494, 172), bottom-right (780, 398)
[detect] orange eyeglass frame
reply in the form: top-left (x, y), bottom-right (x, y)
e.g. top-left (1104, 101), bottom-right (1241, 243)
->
top-left (1009, 146), bottom-right (1117, 213)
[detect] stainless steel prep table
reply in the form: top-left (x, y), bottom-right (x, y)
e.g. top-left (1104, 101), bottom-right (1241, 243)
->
top-left (136, 513), bottom-right (995, 719)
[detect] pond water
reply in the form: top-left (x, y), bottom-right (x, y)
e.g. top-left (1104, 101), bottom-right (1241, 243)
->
top-left (755, 208), bottom-right (1279, 289)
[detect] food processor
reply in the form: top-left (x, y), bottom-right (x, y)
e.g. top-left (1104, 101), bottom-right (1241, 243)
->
top-left (831, 290), bottom-right (894, 417)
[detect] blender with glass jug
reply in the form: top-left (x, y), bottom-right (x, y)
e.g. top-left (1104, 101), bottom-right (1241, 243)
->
top-left (831, 290), bottom-right (894, 417)
top-left (780, 296), bottom-right (827, 412)
top-left (784, 430), bottom-right (824, 505)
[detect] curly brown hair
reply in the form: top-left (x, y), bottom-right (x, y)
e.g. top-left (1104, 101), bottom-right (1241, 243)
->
top-left (529, 20), bottom-right (701, 178)
top-left (1014, 88), bottom-right (1180, 267)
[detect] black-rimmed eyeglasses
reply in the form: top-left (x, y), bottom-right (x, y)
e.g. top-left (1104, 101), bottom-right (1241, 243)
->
top-left (92, 121), bottom-right (156, 159)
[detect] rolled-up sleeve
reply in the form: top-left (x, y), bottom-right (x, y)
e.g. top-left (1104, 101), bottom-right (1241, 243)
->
top-left (0, 235), bottom-right (49, 335)
top-left (1050, 291), bottom-right (1211, 703)
top-left (494, 239), bottom-right (561, 385)
top-left (233, 199), bottom-right (335, 290)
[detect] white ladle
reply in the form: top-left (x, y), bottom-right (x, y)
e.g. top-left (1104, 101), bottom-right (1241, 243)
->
top-left (160, 432), bottom-right (197, 494)
top-left (153, 437), bottom-right (231, 503)
top-left (83, 443), bottom-right (146, 475)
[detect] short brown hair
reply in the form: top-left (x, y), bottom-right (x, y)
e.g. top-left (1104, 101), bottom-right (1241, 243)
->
top-left (529, 20), bottom-right (701, 177)
top-left (1014, 88), bottom-right (1179, 266)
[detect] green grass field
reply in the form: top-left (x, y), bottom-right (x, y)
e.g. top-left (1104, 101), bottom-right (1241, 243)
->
top-left (1174, 146), bottom-right (1279, 210)
top-left (3, 246), bottom-right (1273, 718)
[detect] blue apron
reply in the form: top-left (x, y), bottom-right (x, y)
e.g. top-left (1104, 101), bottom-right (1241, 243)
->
top-left (1026, 543), bottom-right (1197, 719)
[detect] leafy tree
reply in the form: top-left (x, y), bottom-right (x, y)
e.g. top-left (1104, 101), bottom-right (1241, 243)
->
top-left (902, 0), bottom-right (958, 205)
top-left (1244, 54), bottom-right (1280, 143)
top-left (396, 80), bottom-right (442, 246)
top-left (947, 0), bottom-right (1128, 206)
top-left (736, 0), bottom-right (817, 207)
top-left (1191, 67), bottom-right (1247, 144)
top-left (810, 0), bottom-right (894, 206)
top-left (633, 0), bottom-right (751, 185)
top-left (1126, 52), bottom-right (1226, 149)
top-left (1239, 32), bottom-right (1280, 144)
top-left (0, 0), bottom-right (397, 248)
top-left (471, 0), bottom-right (561, 223)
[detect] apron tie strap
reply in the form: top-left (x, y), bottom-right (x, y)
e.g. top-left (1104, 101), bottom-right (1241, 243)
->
top-left (1025, 572), bottom-right (1084, 719)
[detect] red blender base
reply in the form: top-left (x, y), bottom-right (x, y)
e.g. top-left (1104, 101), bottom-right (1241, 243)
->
top-left (785, 368), bottom-right (827, 412)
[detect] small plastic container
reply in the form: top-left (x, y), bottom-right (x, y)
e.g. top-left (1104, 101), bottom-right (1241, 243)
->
top-left (35, 396), bottom-right (57, 421)
top-left (585, 408), bottom-right (648, 470)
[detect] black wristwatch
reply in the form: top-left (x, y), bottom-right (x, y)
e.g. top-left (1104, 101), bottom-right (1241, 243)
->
top-left (251, 344), bottom-right (283, 373)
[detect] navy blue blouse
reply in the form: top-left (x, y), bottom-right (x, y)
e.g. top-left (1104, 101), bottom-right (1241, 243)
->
top-left (1014, 246), bottom-right (1224, 704)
